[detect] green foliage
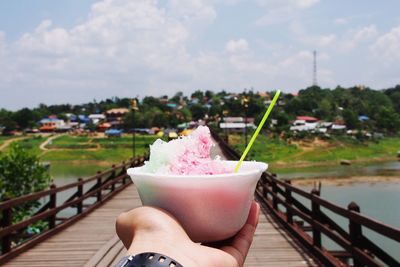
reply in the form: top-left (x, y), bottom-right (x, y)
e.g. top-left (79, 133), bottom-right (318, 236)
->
top-left (190, 103), bottom-right (207, 120)
top-left (0, 143), bottom-right (51, 231)
top-left (342, 109), bottom-right (359, 129)
top-left (376, 107), bottom-right (400, 133)
top-left (0, 143), bottom-right (51, 200)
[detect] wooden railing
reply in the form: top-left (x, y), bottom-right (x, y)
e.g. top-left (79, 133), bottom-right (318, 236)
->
top-left (212, 129), bottom-right (400, 267)
top-left (256, 175), bottom-right (400, 267)
top-left (0, 155), bottom-right (147, 264)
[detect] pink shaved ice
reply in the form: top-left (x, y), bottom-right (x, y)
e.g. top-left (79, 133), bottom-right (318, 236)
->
top-left (142, 126), bottom-right (230, 175)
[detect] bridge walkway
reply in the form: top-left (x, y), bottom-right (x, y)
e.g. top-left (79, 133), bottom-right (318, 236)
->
top-left (4, 183), bottom-right (316, 267)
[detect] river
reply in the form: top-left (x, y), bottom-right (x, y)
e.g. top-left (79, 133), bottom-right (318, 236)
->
top-left (272, 160), bottom-right (400, 262)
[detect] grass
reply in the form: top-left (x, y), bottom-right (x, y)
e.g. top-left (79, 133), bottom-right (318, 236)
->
top-left (231, 133), bottom-right (400, 165)
top-left (0, 136), bottom-right (16, 146)
top-left (1, 136), bottom-right (45, 155)
top-left (232, 134), bottom-right (300, 163)
top-left (6, 134), bottom-right (163, 164)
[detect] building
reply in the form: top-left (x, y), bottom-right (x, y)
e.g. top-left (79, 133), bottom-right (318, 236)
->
top-left (39, 117), bottom-right (67, 132)
top-left (289, 116), bottom-right (319, 132)
top-left (219, 117), bottom-right (256, 133)
top-left (105, 108), bottom-right (129, 127)
top-left (89, 114), bottom-right (106, 124)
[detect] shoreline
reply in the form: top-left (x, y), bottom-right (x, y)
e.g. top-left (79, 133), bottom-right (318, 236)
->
top-left (291, 175), bottom-right (400, 186)
top-left (270, 156), bottom-right (398, 169)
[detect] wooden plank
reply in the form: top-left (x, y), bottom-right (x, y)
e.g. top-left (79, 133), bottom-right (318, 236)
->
top-left (2, 186), bottom-right (142, 267)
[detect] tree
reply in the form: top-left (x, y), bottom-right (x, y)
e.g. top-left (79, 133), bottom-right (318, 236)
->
top-left (190, 104), bottom-right (207, 120)
top-left (11, 108), bottom-right (40, 129)
top-left (191, 90), bottom-right (204, 102)
top-left (376, 107), bottom-right (400, 134)
top-left (343, 109), bottom-right (359, 130)
top-left (0, 143), bottom-right (51, 223)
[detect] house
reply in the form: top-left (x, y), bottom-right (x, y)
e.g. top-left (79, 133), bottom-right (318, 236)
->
top-left (289, 116), bottom-right (319, 132)
top-left (105, 108), bottom-right (129, 127)
top-left (78, 115), bottom-right (90, 124)
top-left (97, 122), bottom-right (112, 132)
top-left (39, 117), bottom-right (66, 132)
top-left (89, 114), bottom-right (106, 124)
top-left (220, 117), bottom-right (256, 133)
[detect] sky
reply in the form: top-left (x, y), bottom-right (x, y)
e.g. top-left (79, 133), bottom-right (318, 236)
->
top-left (0, 0), bottom-right (400, 110)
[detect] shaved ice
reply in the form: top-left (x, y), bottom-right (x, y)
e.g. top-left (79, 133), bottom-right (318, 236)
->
top-left (142, 126), bottom-right (229, 175)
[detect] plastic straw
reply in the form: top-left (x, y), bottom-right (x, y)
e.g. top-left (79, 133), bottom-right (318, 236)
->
top-left (234, 90), bottom-right (281, 173)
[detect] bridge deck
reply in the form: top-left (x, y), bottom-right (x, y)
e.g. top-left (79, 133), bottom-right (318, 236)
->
top-left (4, 184), bottom-right (316, 267)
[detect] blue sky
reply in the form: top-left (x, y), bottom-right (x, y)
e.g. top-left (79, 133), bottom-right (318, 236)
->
top-left (1, 0), bottom-right (400, 110)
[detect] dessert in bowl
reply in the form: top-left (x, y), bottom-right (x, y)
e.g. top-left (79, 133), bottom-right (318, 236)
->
top-left (127, 126), bottom-right (267, 242)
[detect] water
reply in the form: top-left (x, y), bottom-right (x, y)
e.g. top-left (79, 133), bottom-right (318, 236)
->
top-left (273, 160), bottom-right (400, 180)
top-left (297, 182), bottom-right (400, 263)
top-left (48, 162), bottom-right (109, 218)
top-left (274, 161), bottom-right (400, 264)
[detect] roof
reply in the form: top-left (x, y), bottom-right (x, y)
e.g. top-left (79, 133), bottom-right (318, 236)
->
top-left (296, 116), bottom-right (319, 122)
top-left (106, 108), bottom-right (129, 115)
top-left (98, 122), bottom-right (112, 128)
top-left (89, 114), bottom-right (106, 119)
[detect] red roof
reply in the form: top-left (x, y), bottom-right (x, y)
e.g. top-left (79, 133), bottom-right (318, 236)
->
top-left (296, 116), bottom-right (319, 122)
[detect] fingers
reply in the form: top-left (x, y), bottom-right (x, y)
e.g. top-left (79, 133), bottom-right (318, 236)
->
top-left (115, 211), bottom-right (135, 248)
top-left (220, 201), bottom-right (260, 266)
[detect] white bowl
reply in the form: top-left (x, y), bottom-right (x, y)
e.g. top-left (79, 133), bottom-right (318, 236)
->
top-left (127, 160), bottom-right (268, 242)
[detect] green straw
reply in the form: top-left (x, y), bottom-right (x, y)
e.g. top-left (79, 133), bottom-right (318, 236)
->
top-left (234, 90), bottom-right (281, 173)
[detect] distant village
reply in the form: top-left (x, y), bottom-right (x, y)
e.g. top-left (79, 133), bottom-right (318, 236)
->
top-left (2, 85), bottom-right (398, 139)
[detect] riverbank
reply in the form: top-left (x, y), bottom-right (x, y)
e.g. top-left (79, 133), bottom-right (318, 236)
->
top-left (230, 134), bottom-right (400, 167)
top-left (291, 175), bottom-right (400, 186)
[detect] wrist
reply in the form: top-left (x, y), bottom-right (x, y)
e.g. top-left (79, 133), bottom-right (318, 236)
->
top-left (118, 252), bottom-right (183, 267)
top-left (127, 239), bottom-right (197, 267)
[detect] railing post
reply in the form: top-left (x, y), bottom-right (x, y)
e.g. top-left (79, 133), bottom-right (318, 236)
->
top-left (110, 165), bottom-right (116, 192)
top-left (311, 188), bottom-right (321, 248)
top-left (97, 171), bottom-right (102, 202)
top-left (1, 198), bottom-right (12, 254)
top-left (129, 157), bottom-right (134, 167)
top-left (77, 178), bottom-right (83, 214)
top-left (264, 173), bottom-right (271, 199)
top-left (348, 202), bottom-right (363, 267)
top-left (49, 184), bottom-right (57, 229)
top-left (272, 179), bottom-right (278, 210)
top-left (121, 161), bottom-right (127, 185)
top-left (284, 180), bottom-right (293, 224)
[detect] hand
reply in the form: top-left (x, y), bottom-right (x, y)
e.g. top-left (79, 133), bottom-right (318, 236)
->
top-left (116, 201), bottom-right (260, 267)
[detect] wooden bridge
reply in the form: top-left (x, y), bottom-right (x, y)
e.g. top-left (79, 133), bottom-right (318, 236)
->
top-left (1, 132), bottom-right (399, 266)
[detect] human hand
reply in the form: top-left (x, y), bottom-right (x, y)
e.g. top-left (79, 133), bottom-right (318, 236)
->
top-left (116, 201), bottom-right (260, 267)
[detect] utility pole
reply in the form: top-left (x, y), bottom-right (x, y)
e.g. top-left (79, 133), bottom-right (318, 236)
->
top-left (313, 50), bottom-right (318, 86)
top-left (130, 99), bottom-right (139, 158)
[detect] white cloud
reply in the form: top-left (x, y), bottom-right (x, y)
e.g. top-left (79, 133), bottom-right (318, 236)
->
top-left (0, 31), bottom-right (6, 57)
top-left (289, 21), bottom-right (336, 47)
top-left (167, 0), bottom-right (216, 24)
top-left (371, 25), bottom-right (400, 61)
top-left (225, 39), bottom-right (249, 53)
top-left (255, 0), bottom-right (319, 26)
top-left (296, 0), bottom-right (319, 8)
top-left (340, 25), bottom-right (378, 51)
top-left (334, 18), bottom-right (348, 25)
